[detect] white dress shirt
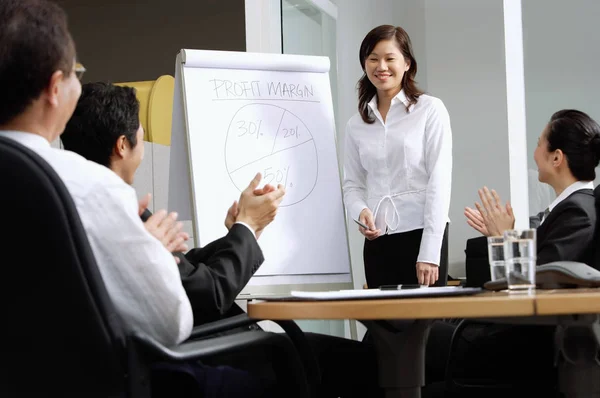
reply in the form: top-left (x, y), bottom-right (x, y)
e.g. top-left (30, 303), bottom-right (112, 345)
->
top-left (540, 180), bottom-right (594, 225)
top-left (0, 131), bottom-right (193, 346)
top-left (343, 90), bottom-right (453, 265)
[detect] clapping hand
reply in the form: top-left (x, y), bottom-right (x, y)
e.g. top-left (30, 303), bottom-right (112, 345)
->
top-left (224, 201), bottom-right (239, 230)
top-left (236, 173), bottom-right (286, 239)
top-left (144, 209), bottom-right (189, 263)
top-left (464, 206), bottom-right (489, 236)
top-left (138, 193), bottom-right (152, 216)
top-left (473, 187), bottom-right (515, 237)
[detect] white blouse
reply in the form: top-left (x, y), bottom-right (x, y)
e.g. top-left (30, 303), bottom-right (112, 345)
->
top-left (343, 90), bottom-right (452, 266)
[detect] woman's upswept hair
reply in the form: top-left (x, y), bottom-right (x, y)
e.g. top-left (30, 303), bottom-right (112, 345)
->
top-left (357, 25), bottom-right (423, 123)
top-left (547, 109), bottom-right (600, 181)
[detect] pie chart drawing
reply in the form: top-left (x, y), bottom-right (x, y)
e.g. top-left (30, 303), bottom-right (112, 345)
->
top-left (225, 103), bottom-right (319, 207)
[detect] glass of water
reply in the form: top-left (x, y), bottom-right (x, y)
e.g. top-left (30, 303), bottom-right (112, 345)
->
top-left (503, 229), bottom-right (536, 290)
top-left (487, 236), bottom-right (506, 281)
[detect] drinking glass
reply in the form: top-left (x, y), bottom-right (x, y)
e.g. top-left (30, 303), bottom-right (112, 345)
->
top-left (503, 229), bottom-right (536, 290)
top-left (487, 236), bottom-right (506, 281)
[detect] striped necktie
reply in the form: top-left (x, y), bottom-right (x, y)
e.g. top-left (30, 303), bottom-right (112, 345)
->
top-left (540, 207), bottom-right (550, 224)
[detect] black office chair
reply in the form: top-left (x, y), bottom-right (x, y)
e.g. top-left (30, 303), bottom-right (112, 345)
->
top-left (0, 136), bottom-right (310, 397)
top-left (441, 322), bottom-right (559, 397)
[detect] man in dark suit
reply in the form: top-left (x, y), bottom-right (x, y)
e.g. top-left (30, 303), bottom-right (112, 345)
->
top-left (142, 208), bottom-right (262, 324)
top-left (62, 82), bottom-right (382, 398)
top-left (61, 82), bottom-right (278, 325)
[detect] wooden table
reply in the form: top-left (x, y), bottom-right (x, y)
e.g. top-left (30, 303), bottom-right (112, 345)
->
top-left (247, 288), bottom-right (600, 398)
top-left (248, 290), bottom-right (536, 320)
top-left (534, 288), bottom-right (600, 315)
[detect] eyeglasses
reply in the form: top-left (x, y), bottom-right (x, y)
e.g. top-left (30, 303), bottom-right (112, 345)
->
top-left (74, 62), bottom-right (86, 81)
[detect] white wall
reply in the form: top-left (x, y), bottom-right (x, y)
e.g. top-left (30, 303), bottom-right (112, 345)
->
top-left (522, 0), bottom-right (600, 191)
top-left (392, 1), bottom-right (428, 91)
top-left (424, 0), bottom-right (525, 276)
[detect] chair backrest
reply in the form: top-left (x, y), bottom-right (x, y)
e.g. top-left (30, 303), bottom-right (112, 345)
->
top-left (0, 136), bottom-right (129, 396)
top-left (464, 236), bottom-right (490, 287)
top-left (593, 185), bottom-right (600, 270)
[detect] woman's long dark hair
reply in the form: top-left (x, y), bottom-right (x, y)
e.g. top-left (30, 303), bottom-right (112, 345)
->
top-left (357, 25), bottom-right (423, 124)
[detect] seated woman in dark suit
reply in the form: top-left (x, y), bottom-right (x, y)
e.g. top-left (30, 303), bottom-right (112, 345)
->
top-left (426, 109), bottom-right (600, 391)
top-left (465, 108), bottom-right (600, 266)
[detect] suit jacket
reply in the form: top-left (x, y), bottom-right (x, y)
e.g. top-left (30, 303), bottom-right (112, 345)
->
top-left (465, 189), bottom-right (596, 286)
top-left (141, 210), bottom-right (264, 325)
top-left (535, 189), bottom-right (596, 265)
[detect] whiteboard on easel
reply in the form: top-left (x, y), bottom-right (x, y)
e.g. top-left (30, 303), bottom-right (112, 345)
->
top-left (169, 49), bottom-right (351, 288)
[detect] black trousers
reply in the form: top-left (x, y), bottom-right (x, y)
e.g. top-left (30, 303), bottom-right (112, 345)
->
top-left (363, 224), bottom-right (449, 288)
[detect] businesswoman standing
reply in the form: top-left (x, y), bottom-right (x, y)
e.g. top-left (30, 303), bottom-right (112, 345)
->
top-left (343, 25), bottom-right (452, 287)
